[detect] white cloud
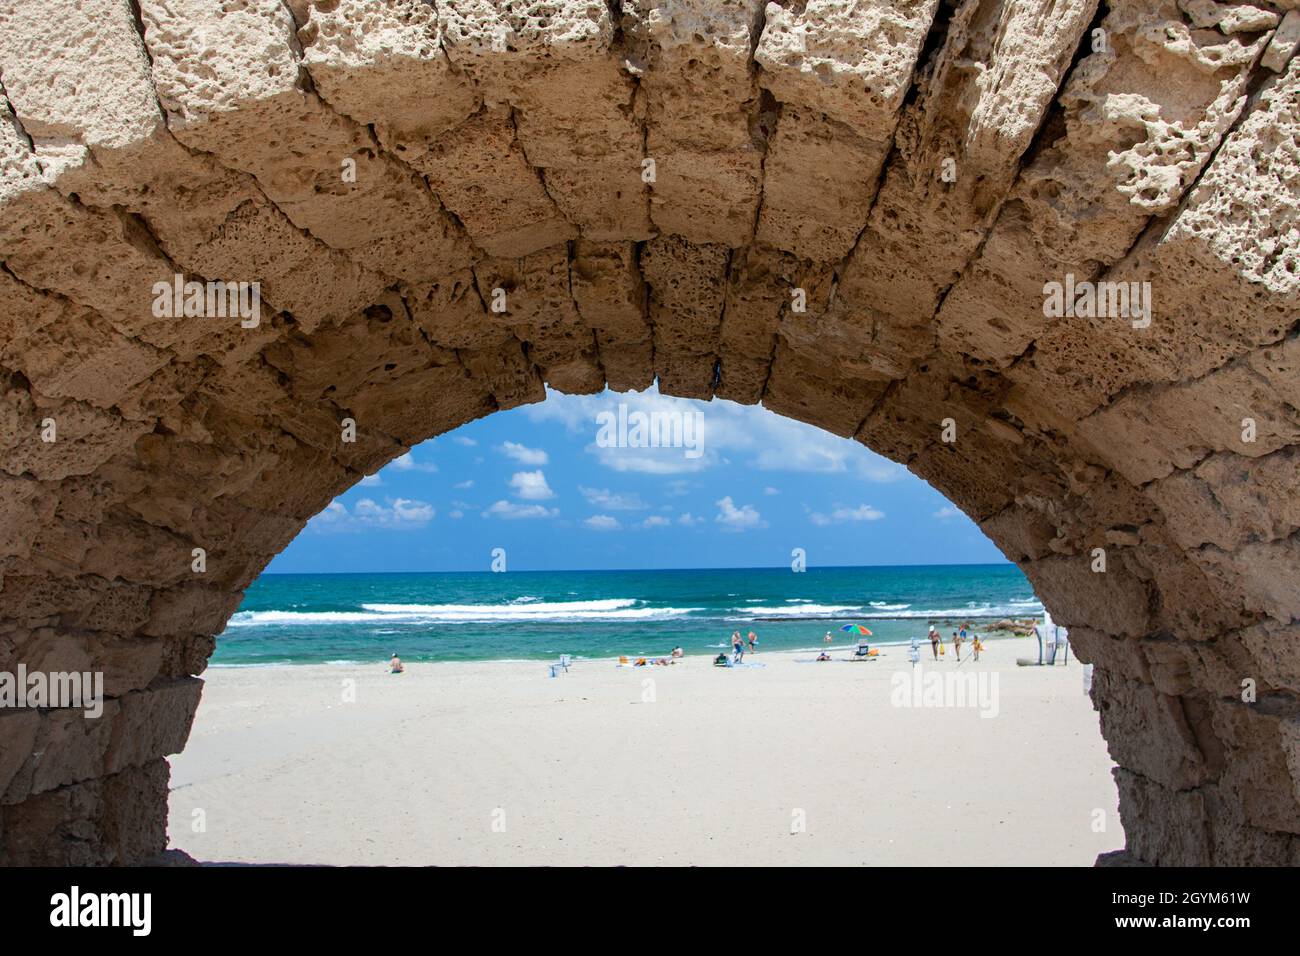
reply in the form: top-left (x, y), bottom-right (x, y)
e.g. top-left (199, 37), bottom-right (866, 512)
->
top-left (763, 486), bottom-right (780, 495)
top-left (453, 436), bottom-right (477, 447)
top-left (715, 496), bottom-right (765, 532)
top-left (499, 441), bottom-right (549, 466)
top-left (482, 500), bottom-right (559, 520)
top-left (314, 501), bottom-right (348, 524)
top-left (584, 514), bottom-right (621, 531)
top-left (449, 509), bottom-right (464, 519)
top-left (522, 385), bottom-right (905, 480)
top-left (391, 453), bottom-right (438, 473)
top-left (523, 388), bottom-right (708, 475)
top-left (933, 505), bottom-right (962, 520)
top-left (642, 515), bottom-right (671, 529)
top-left (359, 474), bottom-right (383, 487)
top-left (508, 470), bottom-right (555, 500)
top-left (678, 513), bottom-right (702, 527)
top-left (309, 496), bottom-right (435, 532)
top-left (454, 479), bottom-right (475, 490)
top-left (810, 503), bottom-right (886, 527)
top-left (579, 486), bottom-right (647, 510)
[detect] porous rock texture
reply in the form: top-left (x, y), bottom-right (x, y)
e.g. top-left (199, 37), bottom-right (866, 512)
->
top-left (0, 0), bottom-right (1297, 865)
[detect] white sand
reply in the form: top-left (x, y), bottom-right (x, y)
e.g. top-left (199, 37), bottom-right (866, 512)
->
top-left (168, 641), bottom-right (1124, 865)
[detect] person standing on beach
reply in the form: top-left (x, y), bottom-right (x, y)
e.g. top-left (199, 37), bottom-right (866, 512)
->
top-left (732, 631), bottom-right (744, 663)
top-left (972, 634), bottom-right (982, 661)
top-left (928, 625), bottom-right (940, 660)
top-left (747, 630), bottom-right (758, 654)
top-left (952, 630), bottom-right (964, 661)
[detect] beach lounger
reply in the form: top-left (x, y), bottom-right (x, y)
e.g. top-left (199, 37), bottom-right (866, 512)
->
top-left (548, 654), bottom-right (572, 677)
top-left (850, 640), bottom-right (878, 660)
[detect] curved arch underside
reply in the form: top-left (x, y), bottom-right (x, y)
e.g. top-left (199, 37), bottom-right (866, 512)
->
top-left (0, 0), bottom-right (1297, 865)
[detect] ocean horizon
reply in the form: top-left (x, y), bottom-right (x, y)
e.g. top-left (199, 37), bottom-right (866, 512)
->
top-left (215, 563), bottom-right (1044, 666)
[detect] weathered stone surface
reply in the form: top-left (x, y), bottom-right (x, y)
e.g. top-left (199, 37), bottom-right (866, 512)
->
top-left (1149, 447), bottom-right (1300, 551)
top-left (937, 0), bottom-right (1268, 381)
top-left (755, 0), bottom-right (939, 134)
top-left (140, 0), bottom-right (476, 283)
top-left (298, 0), bottom-right (480, 141)
top-left (834, 0), bottom-right (1096, 348)
top-left (1092, 668), bottom-right (1218, 790)
top-left (0, 759), bottom-right (171, 865)
top-left (439, 1), bottom-right (652, 240)
top-left (571, 241), bottom-right (655, 393)
top-left (754, 0), bottom-right (939, 262)
top-left (1078, 338), bottom-right (1300, 486)
top-left (625, 0), bottom-right (766, 246)
top-left (1, 678), bottom-right (200, 806)
top-left (0, 0), bottom-right (1298, 868)
top-left (1113, 767), bottom-right (1212, 864)
top-left (474, 245), bottom-right (606, 393)
top-left (1020, 554), bottom-right (1155, 638)
top-left (715, 244), bottom-right (807, 403)
top-left (1261, 10), bottom-right (1300, 72)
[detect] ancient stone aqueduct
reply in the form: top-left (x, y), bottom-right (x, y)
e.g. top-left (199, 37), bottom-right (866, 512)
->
top-left (0, 0), bottom-right (1296, 866)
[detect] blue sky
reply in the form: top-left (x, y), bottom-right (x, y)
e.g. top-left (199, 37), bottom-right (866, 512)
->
top-left (267, 385), bottom-right (1007, 573)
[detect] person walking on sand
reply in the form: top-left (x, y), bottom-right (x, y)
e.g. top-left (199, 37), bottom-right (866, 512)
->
top-left (952, 629), bottom-right (964, 661)
top-left (928, 625), bottom-right (940, 661)
top-left (732, 631), bottom-right (744, 663)
top-left (972, 634), bottom-right (983, 661)
top-left (747, 630), bottom-right (758, 654)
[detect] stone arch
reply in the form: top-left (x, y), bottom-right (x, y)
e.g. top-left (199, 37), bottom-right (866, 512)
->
top-left (0, 0), bottom-right (1297, 865)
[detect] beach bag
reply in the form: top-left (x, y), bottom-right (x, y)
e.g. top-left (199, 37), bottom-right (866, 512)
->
top-left (939, 642), bottom-right (946, 656)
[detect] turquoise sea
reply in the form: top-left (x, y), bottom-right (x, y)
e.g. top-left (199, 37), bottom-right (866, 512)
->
top-left (214, 564), bottom-right (1043, 665)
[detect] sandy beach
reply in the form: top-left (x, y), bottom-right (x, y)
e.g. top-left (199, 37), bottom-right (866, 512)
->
top-left (168, 640), bottom-right (1123, 866)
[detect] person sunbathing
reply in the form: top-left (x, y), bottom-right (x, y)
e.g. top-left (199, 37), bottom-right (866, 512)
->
top-left (389, 654), bottom-right (404, 674)
top-left (817, 651), bottom-right (831, 662)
